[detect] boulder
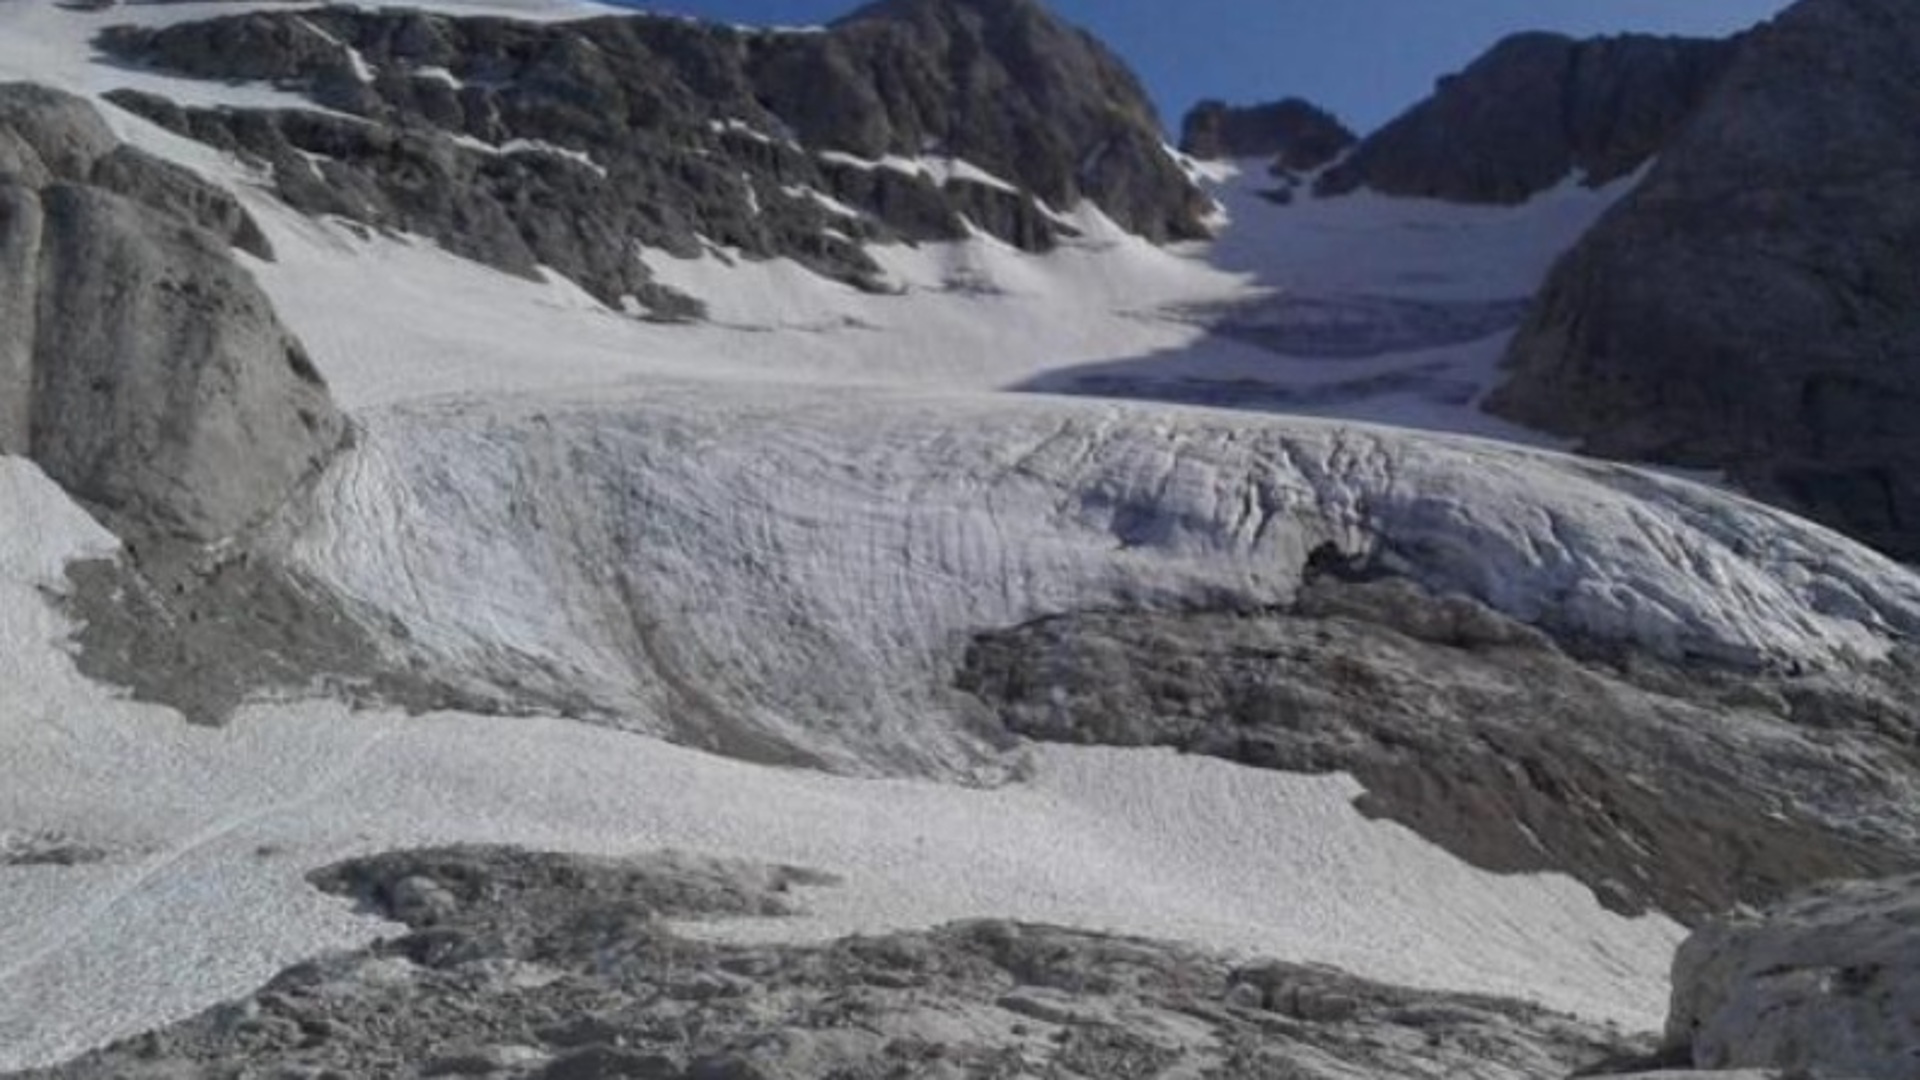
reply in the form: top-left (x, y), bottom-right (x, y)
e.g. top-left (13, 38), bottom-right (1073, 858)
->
top-left (0, 83), bottom-right (344, 543)
top-left (1667, 874), bottom-right (1920, 1077)
top-left (0, 82), bottom-right (116, 181)
top-left (87, 144), bottom-right (273, 259)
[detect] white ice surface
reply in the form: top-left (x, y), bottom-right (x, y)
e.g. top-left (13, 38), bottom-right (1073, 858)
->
top-left (0, 456), bottom-right (1682, 1069)
top-left (273, 384), bottom-right (1920, 785)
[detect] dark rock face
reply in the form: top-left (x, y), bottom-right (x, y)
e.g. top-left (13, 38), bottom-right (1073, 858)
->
top-left (97, 0), bottom-right (1208, 312)
top-left (9, 845), bottom-right (1643, 1079)
top-left (822, 0), bottom-right (1206, 241)
top-left (1178, 98), bottom-right (1356, 172)
top-left (1317, 31), bottom-right (1735, 202)
top-left (957, 574), bottom-right (1920, 922)
top-left (0, 82), bottom-right (344, 544)
top-left (1490, 0), bottom-right (1920, 560)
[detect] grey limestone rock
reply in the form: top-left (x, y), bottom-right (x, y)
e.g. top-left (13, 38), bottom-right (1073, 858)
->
top-left (0, 82), bottom-right (117, 182)
top-left (957, 572), bottom-right (1920, 922)
top-left (1666, 873), bottom-right (1920, 1077)
top-left (95, 0), bottom-right (1208, 313)
top-left (1178, 97), bottom-right (1356, 173)
top-left (0, 83), bottom-right (343, 545)
top-left (8, 844), bottom-right (1645, 1079)
top-left (29, 182), bottom-right (338, 542)
top-left (1588, 1073), bottom-right (1780, 1080)
top-left (0, 180), bottom-right (40, 452)
top-left (819, 0), bottom-right (1208, 242)
top-left (87, 144), bottom-right (273, 259)
top-left (1490, 0), bottom-right (1920, 560)
top-left (1317, 31), bottom-right (1734, 202)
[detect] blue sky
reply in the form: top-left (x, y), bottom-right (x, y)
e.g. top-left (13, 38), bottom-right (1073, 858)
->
top-left (615, 0), bottom-right (1795, 133)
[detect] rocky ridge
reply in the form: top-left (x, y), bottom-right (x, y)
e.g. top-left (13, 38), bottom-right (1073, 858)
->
top-left (1177, 97), bottom-right (1355, 173)
top-left (1317, 31), bottom-right (1734, 203)
top-left (6, 845), bottom-right (1651, 1080)
top-left (1490, 0), bottom-right (1920, 560)
top-left (97, 0), bottom-right (1210, 314)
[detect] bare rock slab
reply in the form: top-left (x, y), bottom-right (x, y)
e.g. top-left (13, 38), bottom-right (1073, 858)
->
top-left (0, 82), bottom-right (345, 545)
top-left (1668, 873), bottom-right (1920, 1078)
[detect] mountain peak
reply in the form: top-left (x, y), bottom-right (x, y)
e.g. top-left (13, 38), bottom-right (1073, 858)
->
top-left (1317, 29), bottom-right (1735, 202)
top-left (837, 0), bottom-right (1055, 28)
top-left (1178, 97), bottom-right (1356, 171)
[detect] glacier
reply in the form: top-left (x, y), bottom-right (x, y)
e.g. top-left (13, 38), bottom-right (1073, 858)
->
top-left (2, 0), bottom-right (1918, 1072)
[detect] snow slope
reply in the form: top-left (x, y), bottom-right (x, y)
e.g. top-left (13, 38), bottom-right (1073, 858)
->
top-left (232, 160), bottom-right (1626, 443)
top-left (1, 0), bottom-right (1629, 441)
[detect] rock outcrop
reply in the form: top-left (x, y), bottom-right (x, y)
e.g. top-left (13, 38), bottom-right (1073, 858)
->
top-left (823, 0), bottom-right (1205, 241)
top-left (1490, 0), bottom-right (1920, 560)
top-left (8, 845), bottom-right (1647, 1079)
top-left (0, 82), bottom-right (345, 544)
top-left (97, 0), bottom-right (1208, 313)
top-left (1178, 97), bottom-right (1356, 172)
top-left (1316, 31), bottom-right (1734, 202)
top-left (958, 572), bottom-right (1920, 922)
top-left (1666, 874), bottom-right (1920, 1077)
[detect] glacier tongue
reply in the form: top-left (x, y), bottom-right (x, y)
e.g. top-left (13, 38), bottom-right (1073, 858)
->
top-left (0, 455), bottom-right (1685, 1068)
top-left (278, 382), bottom-right (1920, 776)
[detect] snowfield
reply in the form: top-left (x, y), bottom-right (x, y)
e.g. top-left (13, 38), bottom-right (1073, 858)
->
top-left (4, 0), bottom-right (1920, 1070)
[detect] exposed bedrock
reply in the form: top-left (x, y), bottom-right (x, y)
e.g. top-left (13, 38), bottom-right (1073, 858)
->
top-left (1490, 0), bottom-right (1920, 561)
top-left (824, 0), bottom-right (1208, 242)
top-left (1316, 31), bottom-right (1734, 203)
top-left (0, 83), bottom-right (356, 728)
top-left (1665, 873), bottom-right (1920, 1078)
top-left (97, 0), bottom-right (1209, 312)
top-left (6, 845), bottom-right (1648, 1080)
top-left (957, 573), bottom-right (1920, 923)
top-left (0, 82), bottom-right (345, 546)
top-left (1177, 97), bottom-right (1356, 173)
